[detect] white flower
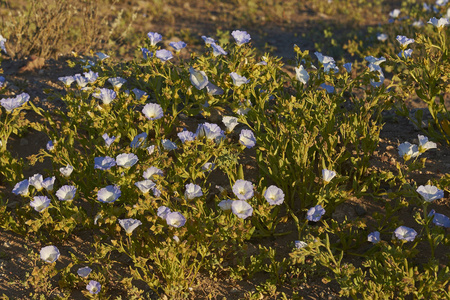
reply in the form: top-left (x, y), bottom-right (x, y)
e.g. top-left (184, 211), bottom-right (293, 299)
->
top-left (40, 245), bottom-right (60, 263)
top-left (231, 200), bottom-right (253, 219)
top-left (30, 196), bottom-right (51, 212)
top-left (60, 165), bottom-right (74, 177)
top-left (189, 67), bottom-right (208, 90)
top-left (368, 63), bottom-right (385, 88)
top-left (185, 183), bottom-right (203, 200)
top-left (108, 77), bottom-right (127, 89)
top-left (29, 174), bottom-right (44, 191)
top-left (389, 9), bottom-right (401, 19)
top-left (365, 56), bottom-right (386, 66)
top-left (295, 65), bottom-right (309, 84)
top-left (119, 218), bottom-right (142, 235)
top-left (56, 185), bottom-right (77, 201)
top-left (218, 199), bottom-right (233, 211)
top-left (416, 185), bottom-right (444, 202)
top-left (239, 129), bottom-right (256, 148)
top-left (322, 169), bottom-right (337, 183)
top-left (232, 180), bottom-right (254, 201)
top-left (418, 135), bottom-right (437, 152)
top-left (116, 153), bottom-right (138, 168)
top-left (143, 166), bottom-right (164, 179)
top-left (42, 176), bottom-right (56, 191)
top-left (77, 266), bottom-right (92, 278)
top-left (135, 180), bottom-right (156, 194)
top-left (398, 141), bottom-right (419, 160)
top-left (222, 116), bottom-right (239, 132)
top-left (230, 72), bottom-right (250, 87)
top-left (377, 33), bottom-right (388, 42)
top-left (264, 185), bottom-right (285, 205)
top-left (142, 103), bottom-right (164, 120)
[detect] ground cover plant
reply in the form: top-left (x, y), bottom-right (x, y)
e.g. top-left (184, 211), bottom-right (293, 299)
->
top-left (1, 0), bottom-right (450, 299)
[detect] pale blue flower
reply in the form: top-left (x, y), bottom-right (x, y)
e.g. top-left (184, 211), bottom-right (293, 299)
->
top-left (239, 129), bottom-right (256, 148)
top-left (97, 185), bottom-right (121, 203)
top-left (96, 52), bottom-right (109, 60)
top-left (0, 76), bottom-right (5, 88)
top-left (232, 179), bottom-right (254, 201)
top-left (435, 0), bottom-right (448, 7)
top-left (42, 176), bottom-right (56, 191)
top-left (377, 33), bottom-right (388, 41)
top-left (398, 141), bottom-right (419, 160)
top-left (206, 82), bottom-right (224, 95)
top-left (201, 36), bottom-right (216, 46)
top-left (132, 88), bottom-right (147, 100)
top-left (94, 156), bottom-right (116, 170)
top-left (306, 205), bottom-right (325, 222)
top-left (84, 71), bottom-right (98, 83)
top-left (161, 139), bottom-right (177, 150)
top-left (230, 72), bottom-right (250, 86)
top-left (157, 206), bottom-right (171, 219)
top-left (295, 240), bottom-right (308, 249)
top-left (142, 103), bottom-right (164, 120)
top-left (211, 43), bottom-right (227, 56)
top-left (315, 52), bottom-right (338, 73)
top-left (189, 67), bottom-right (209, 90)
top-left (231, 30), bottom-right (251, 46)
top-left (169, 41), bottom-right (187, 51)
top-left (56, 185), bottom-right (77, 201)
top-left (320, 83), bottom-right (334, 93)
top-left (29, 173), bottom-right (44, 191)
top-left (141, 47), bottom-right (152, 59)
top-left (343, 63), bottom-right (352, 73)
top-left (166, 212), bottom-right (186, 227)
top-left (130, 132), bottom-right (147, 148)
top-left (322, 169), bottom-right (337, 183)
top-left (185, 183), bottom-right (203, 200)
top-left (396, 35), bottom-right (415, 47)
top-left (365, 56), bottom-right (386, 66)
top-left (108, 77), bottom-right (127, 89)
top-left (1, 93), bottom-right (30, 112)
top-left (368, 63), bottom-right (385, 88)
top-left (398, 49), bottom-right (413, 59)
top-left (264, 185), bottom-right (285, 205)
top-left (119, 218), bottom-right (142, 234)
top-left (143, 166), bottom-right (163, 179)
top-left (40, 245), bottom-right (60, 263)
top-left (394, 226), bottom-right (417, 242)
top-left (86, 280), bottom-right (101, 294)
top-left (30, 196), bottom-right (50, 212)
top-left (155, 49), bottom-right (173, 62)
top-left (295, 65), bottom-right (309, 84)
top-left (74, 74), bottom-right (89, 88)
top-left (231, 200), bottom-right (253, 219)
top-left (416, 185), bottom-right (444, 202)
top-left (196, 122), bottom-right (225, 142)
top-left (12, 179), bottom-right (29, 196)
top-left (116, 153), bottom-right (138, 168)
top-left (102, 133), bottom-right (116, 147)
top-left (58, 76), bottom-right (75, 87)
top-left (59, 164), bottom-right (74, 177)
top-left (46, 140), bottom-right (55, 151)
top-left (134, 179), bottom-right (156, 194)
top-left (218, 199), bottom-right (233, 211)
top-left (77, 266), bottom-right (92, 278)
top-left (367, 231), bottom-right (381, 243)
top-left (428, 210), bottom-right (450, 228)
top-left (177, 130), bottom-right (196, 143)
top-left (94, 88), bottom-right (116, 105)
top-left (147, 32), bottom-right (162, 45)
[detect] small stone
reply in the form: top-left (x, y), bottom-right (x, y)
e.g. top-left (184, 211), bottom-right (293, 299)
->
top-left (20, 138), bottom-right (29, 146)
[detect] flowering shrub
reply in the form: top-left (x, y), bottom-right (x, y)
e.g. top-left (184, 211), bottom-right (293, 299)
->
top-left (1, 6), bottom-right (450, 298)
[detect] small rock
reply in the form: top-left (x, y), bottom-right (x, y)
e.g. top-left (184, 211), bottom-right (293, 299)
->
top-left (20, 138), bottom-right (29, 146)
